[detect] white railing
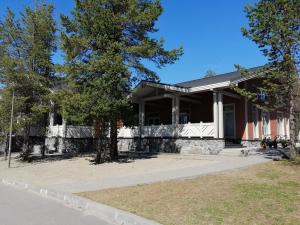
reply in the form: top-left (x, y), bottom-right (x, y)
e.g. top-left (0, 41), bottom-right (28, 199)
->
top-left (47, 125), bottom-right (94, 138)
top-left (178, 122), bottom-right (214, 138)
top-left (47, 125), bottom-right (64, 137)
top-left (140, 122), bottom-right (214, 138)
top-left (47, 122), bottom-right (215, 139)
top-left (118, 126), bottom-right (139, 137)
top-left (66, 125), bottom-right (94, 138)
top-left (142, 125), bottom-right (174, 137)
top-left (47, 125), bottom-right (137, 138)
top-left (29, 127), bottom-right (46, 136)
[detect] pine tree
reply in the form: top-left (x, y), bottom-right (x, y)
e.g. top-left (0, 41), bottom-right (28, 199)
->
top-left (0, 2), bottom-right (57, 159)
top-left (234, 0), bottom-right (300, 159)
top-left (60, 0), bottom-right (183, 163)
top-left (204, 70), bottom-right (216, 78)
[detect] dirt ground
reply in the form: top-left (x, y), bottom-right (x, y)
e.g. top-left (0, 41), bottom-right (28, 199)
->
top-left (0, 153), bottom-right (217, 190)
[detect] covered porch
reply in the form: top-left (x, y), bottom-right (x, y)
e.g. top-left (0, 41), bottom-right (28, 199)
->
top-left (124, 81), bottom-right (245, 140)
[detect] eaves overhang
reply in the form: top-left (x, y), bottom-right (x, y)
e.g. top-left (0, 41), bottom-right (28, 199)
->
top-left (130, 66), bottom-right (270, 101)
top-left (137, 80), bottom-right (189, 93)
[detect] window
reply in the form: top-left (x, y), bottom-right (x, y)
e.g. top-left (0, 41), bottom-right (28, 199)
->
top-left (262, 112), bottom-right (270, 138)
top-left (180, 113), bottom-right (190, 124)
top-left (277, 112), bottom-right (285, 137)
top-left (179, 109), bottom-right (191, 124)
top-left (257, 91), bottom-right (268, 102)
top-left (147, 113), bottom-right (160, 125)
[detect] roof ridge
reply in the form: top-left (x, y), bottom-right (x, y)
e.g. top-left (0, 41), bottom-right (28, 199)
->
top-left (175, 66), bottom-right (263, 86)
top-left (175, 70), bottom-right (238, 85)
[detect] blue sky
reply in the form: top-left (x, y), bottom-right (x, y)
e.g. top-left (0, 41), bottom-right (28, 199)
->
top-left (0, 0), bottom-right (267, 84)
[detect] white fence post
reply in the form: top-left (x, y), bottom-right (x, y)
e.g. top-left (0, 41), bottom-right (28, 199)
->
top-left (200, 121), bottom-right (203, 138)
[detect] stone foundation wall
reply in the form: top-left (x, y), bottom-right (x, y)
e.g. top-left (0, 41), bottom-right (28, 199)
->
top-left (176, 139), bottom-right (225, 154)
top-left (0, 141), bottom-right (6, 153)
top-left (118, 137), bottom-right (225, 155)
top-left (0, 136), bottom-right (44, 153)
top-left (4, 136), bottom-right (295, 155)
top-left (241, 140), bottom-right (261, 149)
top-left (45, 137), bottom-right (95, 154)
top-left (45, 137), bottom-right (65, 153)
top-left (4, 137), bottom-right (225, 155)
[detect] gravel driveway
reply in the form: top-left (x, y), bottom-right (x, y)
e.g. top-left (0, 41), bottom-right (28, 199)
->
top-left (0, 153), bottom-right (270, 193)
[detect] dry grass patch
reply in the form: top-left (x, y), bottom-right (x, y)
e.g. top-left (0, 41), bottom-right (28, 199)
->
top-left (78, 159), bottom-right (300, 225)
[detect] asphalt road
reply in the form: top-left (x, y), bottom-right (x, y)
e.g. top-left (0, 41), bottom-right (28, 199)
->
top-left (0, 184), bottom-right (111, 225)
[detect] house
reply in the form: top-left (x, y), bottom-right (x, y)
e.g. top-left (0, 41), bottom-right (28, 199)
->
top-left (117, 68), bottom-right (297, 154)
top-left (38, 68), bottom-right (300, 154)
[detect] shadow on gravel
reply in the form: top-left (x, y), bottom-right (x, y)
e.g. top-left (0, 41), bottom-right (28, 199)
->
top-left (88, 151), bottom-right (160, 165)
top-left (9, 151), bottom-right (160, 167)
top-left (10, 152), bottom-right (94, 166)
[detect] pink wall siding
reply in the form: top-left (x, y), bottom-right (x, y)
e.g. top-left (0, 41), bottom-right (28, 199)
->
top-left (270, 112), bottom-right (278, 139)
top-left (243, 100), bottom-right (281, 140)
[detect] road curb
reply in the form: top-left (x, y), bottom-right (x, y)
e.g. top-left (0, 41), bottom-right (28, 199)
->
top-left (1, 178), bottom-right (162, 225)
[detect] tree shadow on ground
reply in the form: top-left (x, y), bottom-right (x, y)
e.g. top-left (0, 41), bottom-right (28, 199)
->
top-left (9, 150), bottom-right (160, 167)
top-left (12, 152), bottom-right (95, 166)
top-left (88, 151), bottom-right (160, 165)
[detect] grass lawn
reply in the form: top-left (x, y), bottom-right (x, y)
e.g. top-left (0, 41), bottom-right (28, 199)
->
top-left (78, 158), bottom-right (300, 225)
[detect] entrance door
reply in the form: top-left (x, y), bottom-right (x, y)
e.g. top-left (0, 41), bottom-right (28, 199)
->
top-left (224, 104), bottom-right (236, 139)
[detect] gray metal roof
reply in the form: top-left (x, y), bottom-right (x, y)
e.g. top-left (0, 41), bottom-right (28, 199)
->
top-left (176, 67), bottom-right (260, 88)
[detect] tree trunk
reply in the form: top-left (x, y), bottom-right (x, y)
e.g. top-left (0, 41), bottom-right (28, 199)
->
top-left (94, 118), bottom-right (110, 164)
top-left (21, 127), bottom-right (31, 161)
top-left (4, 133), bottom-right (9, 160)
top-left (95, 137), bottom-right (103, 164)
top-left (41, 136), bottom-right (46, 157)
top-left (94, 118), bottom-right (102, 164)
top-left (287, 59), bottom-right (299, 160)
top-left (289, 87), bottom-right (297, 160)
top-left (110, 117), bottom-right (118, 161)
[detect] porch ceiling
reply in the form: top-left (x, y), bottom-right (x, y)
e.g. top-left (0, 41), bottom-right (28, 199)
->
top-left (131, 81), bottom-right (189, 102)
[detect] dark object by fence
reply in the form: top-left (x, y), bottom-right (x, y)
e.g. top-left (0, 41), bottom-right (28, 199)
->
top-left (260, 136), bottom-right (292, 150)
top-left (261, 137), bottom-right (278, 149)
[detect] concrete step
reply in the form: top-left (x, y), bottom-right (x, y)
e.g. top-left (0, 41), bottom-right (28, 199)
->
top-left (224, 144), bottom-right (246, 149)
top-left (219, 148), bottom-right (246, 156)
top-left (221, 148), bottom-right (262, 157)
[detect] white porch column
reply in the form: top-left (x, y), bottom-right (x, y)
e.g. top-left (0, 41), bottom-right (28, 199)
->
top-left (172, 97), bottom-right (175, 125)
top-left (49, 100), bottom-right (54, 126)
top-left (49, 112), bottom-right (54, 126)
top-left (139, 102), bottom-right (145, 126)
top-left (213, 92), bottom-right (219, 138)
top-left (172, 96), bottom-right (180, 137)
top-left (286, 117), bottom-right (290, 139)
top-left (172, 95), bottom-right (180, 125)
top-left (139, 102), bottom-right (145, 137)
top-left (218, 92), bottom-right (224, 139)
top-left (62, 119), bottom-right (67, 138)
